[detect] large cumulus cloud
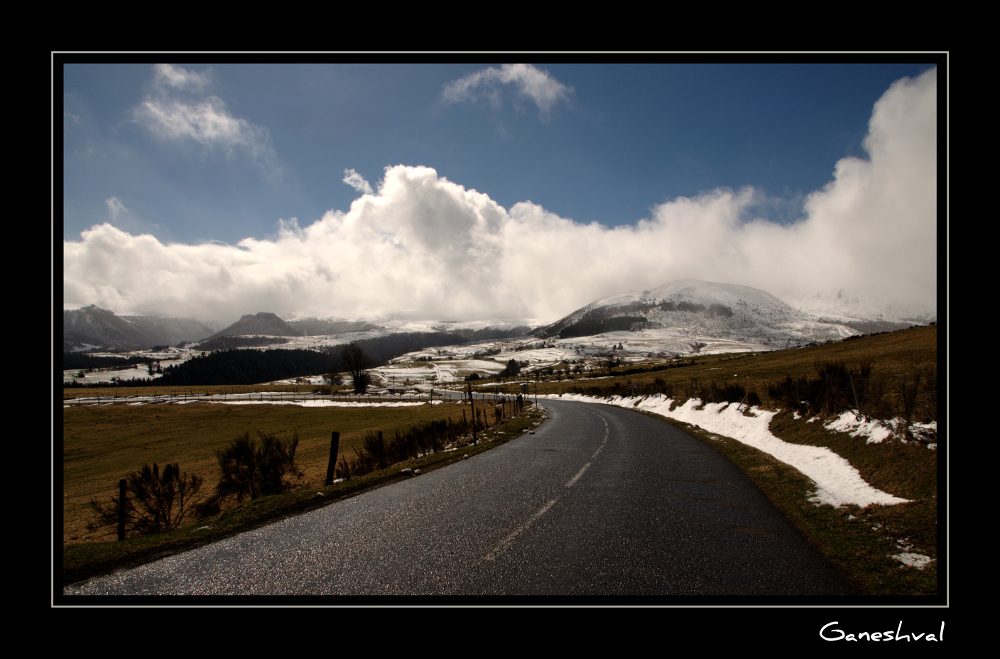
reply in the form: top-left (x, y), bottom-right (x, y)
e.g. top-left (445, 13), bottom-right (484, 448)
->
top-left (64, 68), bottom-right (937, 325)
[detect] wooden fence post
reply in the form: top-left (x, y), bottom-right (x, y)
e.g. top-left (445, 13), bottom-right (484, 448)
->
top-left (378, 431), bottom-right (385, 469)
top-left (325, 432), bottom-right (340, 486)
top-left (118, 478), bottom-right (127, 541)
top-left (468, 383), bottom-right (477, 444)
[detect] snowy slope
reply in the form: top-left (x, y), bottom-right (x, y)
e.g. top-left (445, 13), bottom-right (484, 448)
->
top-left (535, 278), bottom-right (859, 347)
top-left (777, 288), bottom-right (937, 327)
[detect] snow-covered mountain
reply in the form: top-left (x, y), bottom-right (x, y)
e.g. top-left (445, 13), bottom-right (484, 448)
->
top-left (63, 279), bottom-right (933, 354)
top-left (285, 317), bottom-right (382, 336)
top-left (533, 279), bottom-right (862, 346)
top-left (777, 288), bottom-right (937, 332)
top-left (63, 305), bottom-right (216, 351)
top-left (121, 313), bottom-right (219, 346)
top-left (204, 312), bottom-right (303, 340)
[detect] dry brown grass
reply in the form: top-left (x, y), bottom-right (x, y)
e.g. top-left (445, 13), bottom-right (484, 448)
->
top-left (62, 383), bottom-right (343, 401)
top-left (61, 400), bottom-right (475, 545)
top-left (523, 325), bottom-right (937, 410)
top-left (767, 409), bottom-right (937, 501)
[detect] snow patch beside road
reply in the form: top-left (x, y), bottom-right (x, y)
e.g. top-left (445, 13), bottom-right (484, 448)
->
top-left (541, 393), bottom-right (910, 508)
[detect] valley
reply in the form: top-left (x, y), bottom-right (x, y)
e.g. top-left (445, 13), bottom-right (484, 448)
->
top-left (64, 278), bottom-right (935, 390)
top-left (58, 279), bottom-right (941, 597)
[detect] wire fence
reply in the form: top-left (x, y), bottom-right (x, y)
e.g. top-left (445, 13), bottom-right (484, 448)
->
top-left (62, 389), bottom-right (515, 407)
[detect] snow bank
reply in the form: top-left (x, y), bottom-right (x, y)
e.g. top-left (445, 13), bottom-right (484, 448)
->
top-left (824, 411), bottom-right (894, 444)
top-left (542, 393), bottom-right (909, 508)
top-left (824, 410), bottom-right (937, 448)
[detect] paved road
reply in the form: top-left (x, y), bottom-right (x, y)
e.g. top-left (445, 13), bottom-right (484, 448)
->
top-left (63, 399), bottom-right (856, 597)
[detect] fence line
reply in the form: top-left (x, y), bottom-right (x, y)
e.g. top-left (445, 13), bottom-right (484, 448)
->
top-left (62, 391), bottom-right (501, 407)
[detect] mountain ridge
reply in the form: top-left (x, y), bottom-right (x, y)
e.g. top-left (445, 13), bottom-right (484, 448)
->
top-left (532, 278), bottom-right (868, 347)
top-left (63, 279), bottom-right (932, 352)
top-left (63, 305), bottom-right (216, 351)
top-left (204, 312), bottom-right (303, 341)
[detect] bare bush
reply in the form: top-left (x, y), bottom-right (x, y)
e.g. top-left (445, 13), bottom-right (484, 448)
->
top-left (215, 431), bottom-right (303, 503)
top-left (89, 463), bottom-right (203, 537)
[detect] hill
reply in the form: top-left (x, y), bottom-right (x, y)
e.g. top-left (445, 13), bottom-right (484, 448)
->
top-left (205, 312), bottom-right (303, 340)
top-left (534, 279), bottom-right (863, 346)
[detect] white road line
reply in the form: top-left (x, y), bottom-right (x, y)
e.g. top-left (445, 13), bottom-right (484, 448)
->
top-left (592, 412), bottom-right (609, 443)
top-left (483, 498), bottom-right (559, 561)
top-left (483, 408), bottom-right (599, 560)
top-left (566, 462), bottom-right (591, 488)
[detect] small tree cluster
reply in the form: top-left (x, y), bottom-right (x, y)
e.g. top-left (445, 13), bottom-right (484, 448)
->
top-left (337, 401), bottom-right (528, 481)
top-left (766, 360), bottom-right (875, 418)
top-left (498, 358), bottom-right (525, 379)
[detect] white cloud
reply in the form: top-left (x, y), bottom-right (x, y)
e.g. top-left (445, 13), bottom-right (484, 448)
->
top-left (342, 168), bottom-right (373, 195)
top-left (442, 64), bottom-right (573, 117)
top-left (64, 68), bottom-right (937, 326)
top-left (151, 62), bottom-right (210, 91)
top-left (133, 64), bottom-right (279, 167)
top-left (105, 197), bottom-right (127, 221)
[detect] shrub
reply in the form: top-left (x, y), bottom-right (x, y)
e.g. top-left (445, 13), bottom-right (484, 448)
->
top-left (215, 431), bottom-right (303, 503)
top-left (89, 463), bottom-right (203, 538)
top-left (353, 430), bottom-right (387, 473)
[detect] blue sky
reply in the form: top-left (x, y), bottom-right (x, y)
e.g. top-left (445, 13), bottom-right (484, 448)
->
top-left (61, 59), bottom-right (941, 325)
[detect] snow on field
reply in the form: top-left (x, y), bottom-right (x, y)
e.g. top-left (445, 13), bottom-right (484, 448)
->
top-left (555, 329), bottom-right (771, 357)
top-left (214, 399), bottom-right (437, 408)
top-left (542, 393), bottom-right (912, 508)
top-left (64, 356), bottom-right (193, 385)
top-left (373, 358), bottom-right (509, 386)
top-left (263, 331), bottom-right (393, 350)
top-left (378, 329), bottom-right (776, 385)
top-left (64, 394), bottom-right (452, 409)
top-left (63, 324), bottom-right (778, 388)
top-left (268, 375), bottom-right (328, 385)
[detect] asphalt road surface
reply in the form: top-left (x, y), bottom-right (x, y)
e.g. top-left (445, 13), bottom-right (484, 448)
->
top-left (63, 398), bottom-right (856, 598)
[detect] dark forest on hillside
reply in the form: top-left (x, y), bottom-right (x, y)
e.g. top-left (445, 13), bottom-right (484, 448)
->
top-left (63, 353), bottom-right (158, 371)
top-left (64, 331), bottom-right (471, 387)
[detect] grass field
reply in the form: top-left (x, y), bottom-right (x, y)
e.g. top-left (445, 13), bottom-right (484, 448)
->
top-left (63, 399), bottom-right (492, 545)
top-left (483, 326), bottom-right (938, 404)
top-left (62, 382), bottom-right (347, 400)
